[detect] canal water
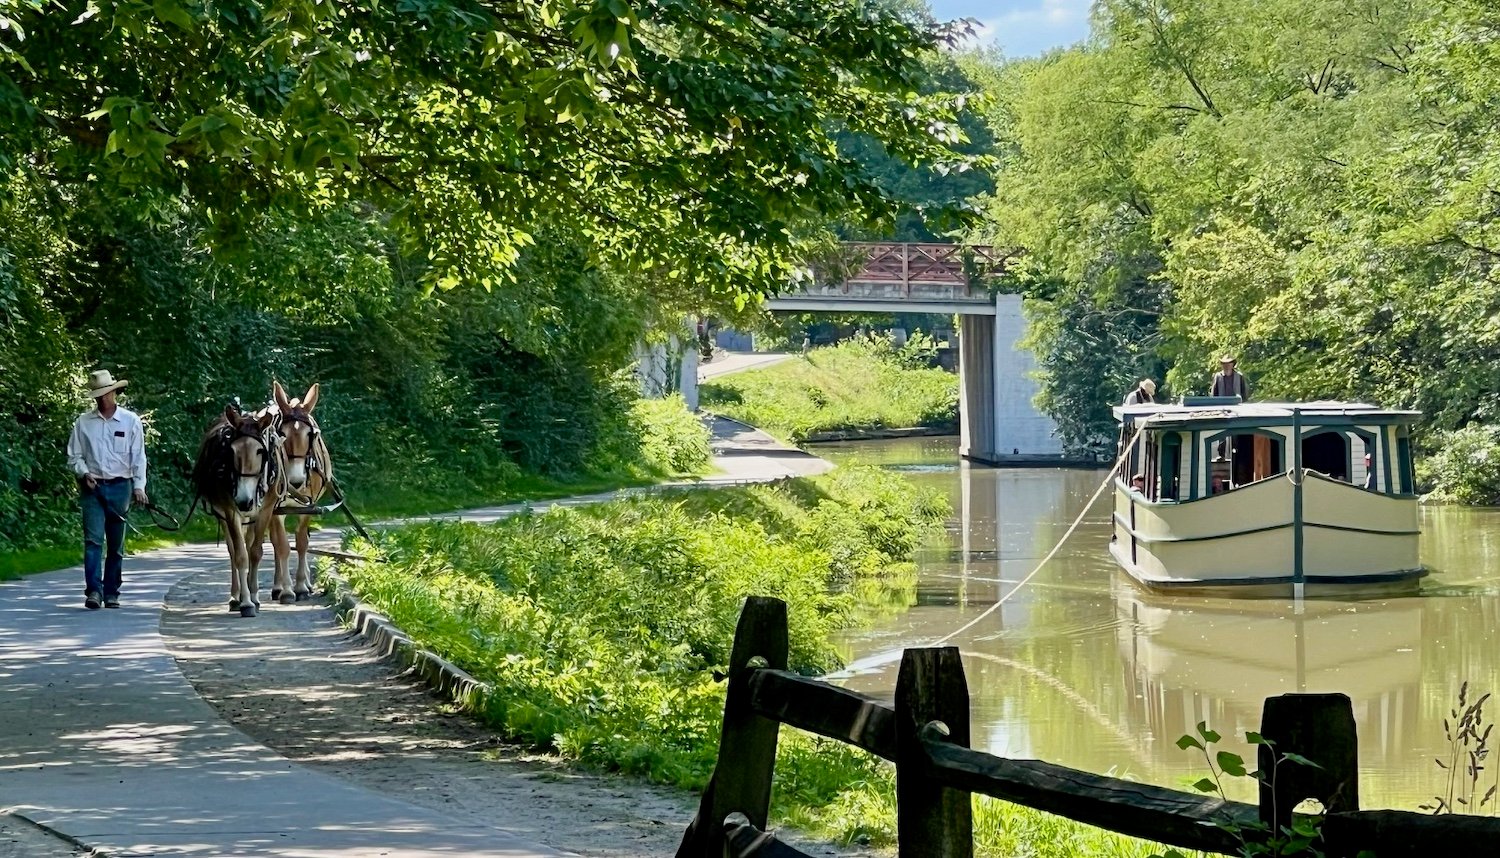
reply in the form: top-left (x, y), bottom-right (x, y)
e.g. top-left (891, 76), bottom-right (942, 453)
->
top-left (819, 436), bottom-right (1500, 810)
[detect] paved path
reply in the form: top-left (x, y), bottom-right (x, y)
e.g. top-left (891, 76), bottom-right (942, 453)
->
top-left (697, 350), bottom-right (792, 381)
top-left (0, 417), bottom-right (827, 857)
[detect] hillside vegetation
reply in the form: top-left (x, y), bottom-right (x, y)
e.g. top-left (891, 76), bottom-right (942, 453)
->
top-left (701, 335), bottom-right (958, 443)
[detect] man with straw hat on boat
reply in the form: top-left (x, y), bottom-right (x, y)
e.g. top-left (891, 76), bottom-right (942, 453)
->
top-left (66, 369), bottom-right (148, 610)
top-left (1210, 355), bottom-right (1250, 401)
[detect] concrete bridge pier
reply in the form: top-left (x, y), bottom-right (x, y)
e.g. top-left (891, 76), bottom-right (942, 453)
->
top-left (959, 293), bottom-right (1061, 464)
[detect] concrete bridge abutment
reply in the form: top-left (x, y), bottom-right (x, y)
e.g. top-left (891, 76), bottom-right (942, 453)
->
top-left (959, 293), bottom-right (1061, 464)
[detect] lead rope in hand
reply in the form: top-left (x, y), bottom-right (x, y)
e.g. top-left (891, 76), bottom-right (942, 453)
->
top-left (932, 423), bottom-right (1146, 647)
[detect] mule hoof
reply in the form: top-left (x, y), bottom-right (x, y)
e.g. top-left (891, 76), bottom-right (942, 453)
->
top-left (271, 589), bottom-right (283, 602)
top-left (228, 599), bottom-right (240, 612)
top-left (279, 592), bottom-right (295, 605)
top-left (239, 604), bottom-right (258, 618)
top-left (295, 591), bottom-right (311, 602)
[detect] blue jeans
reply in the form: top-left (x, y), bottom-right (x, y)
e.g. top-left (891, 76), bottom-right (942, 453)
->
top-left (82, 480), bottom-right (131, 598)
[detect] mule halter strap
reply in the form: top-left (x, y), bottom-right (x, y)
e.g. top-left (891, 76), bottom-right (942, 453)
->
top-left (227, 420), bottom-right (280, 499)
top-left (278, 410), bottom-right (322, 472)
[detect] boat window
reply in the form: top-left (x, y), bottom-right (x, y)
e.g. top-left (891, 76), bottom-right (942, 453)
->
top-left (1143, 433), bottom-right (1159, 501)
top-left (1203, 430), bottom-right (1283, 492)
top-left (1397, 426), bottom-right (1414, 494)
top-left (1301, 431), bottom-right (1349, 482)
top-left (1159, 434), bottom-right (1181, 500)
top-left (1350, 430), bottom-right (1377, 488)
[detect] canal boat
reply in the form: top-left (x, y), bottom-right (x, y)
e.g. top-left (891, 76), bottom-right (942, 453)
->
top-left (1110, 397), bottom-right (1423, 595)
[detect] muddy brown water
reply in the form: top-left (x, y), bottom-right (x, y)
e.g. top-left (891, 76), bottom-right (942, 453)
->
top-left (818, 437), bottom-right (1500, 810)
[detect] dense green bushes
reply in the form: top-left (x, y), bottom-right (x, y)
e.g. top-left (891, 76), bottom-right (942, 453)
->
top-left (339, 465), bottom-right (946, 786)
top-left (967, 0), bottom-right (1500, 466)
top-left (0, 191), bottom-right (702, 555)
top-left (1419, 426), bottom-right (1500, 505)
top-left (700, 334), bottom-right (958, 442)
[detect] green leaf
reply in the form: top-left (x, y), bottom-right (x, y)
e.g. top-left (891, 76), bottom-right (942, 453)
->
top-left (1291, 816), bottom-right (1321, 837)
top-left (1246, 731), bottom-right (1269, 745)
top-left (1216, 751), bottom-right (1247, 777)
top-left (1193, 777), bottom-right (1219, 793)
top-left (1176, 734), bottom-right (1204, 751)
top-left (1280, 752), bottom-right (1323, 769)
top-left (1196, 721), bottom-right (1221, 744)
top-left (151, 0), bottom-right (194, 32)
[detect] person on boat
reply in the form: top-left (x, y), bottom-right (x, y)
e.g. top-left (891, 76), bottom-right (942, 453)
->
top-left (1123, 378), bottom-right (1156, 406)
top-left (1130, 473), bottom-right (1146, 493)
top-left (1210, 355), bottom-right (1250, 401)
top-left (1364, 452), bottom-right (1376, 490)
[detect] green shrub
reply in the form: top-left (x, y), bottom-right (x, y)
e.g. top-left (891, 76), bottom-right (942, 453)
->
top-left (1419, 424), bottom-right (1500, 505)
top-left (700, 333), bottom-right (958, 442)
top-left (626, 395), bottom-right (713, 475)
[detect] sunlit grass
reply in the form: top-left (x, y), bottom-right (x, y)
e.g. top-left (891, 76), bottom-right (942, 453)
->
top-left (701, 338), bottom-right (958, 443)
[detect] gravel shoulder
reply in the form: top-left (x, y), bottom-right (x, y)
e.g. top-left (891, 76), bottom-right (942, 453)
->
top-left (160, 567), bottom-right (857, 857)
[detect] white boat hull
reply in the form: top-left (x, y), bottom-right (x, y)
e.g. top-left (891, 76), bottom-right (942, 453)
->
top-left (1111, 471), bottom-right (1423, 593)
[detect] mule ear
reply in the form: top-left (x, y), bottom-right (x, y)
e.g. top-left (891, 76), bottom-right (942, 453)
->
top-left (224, 404), bottom-right (240, 423)
top-left (273, 381), bottom-right (292, 412)
top-left (301, 383), bottom-right (319, 413)
top-left (258, 409), bottom-right (276, 430)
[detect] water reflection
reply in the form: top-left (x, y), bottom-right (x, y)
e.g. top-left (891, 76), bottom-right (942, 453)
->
top-left (820, 437), bottom-right (1500, 810)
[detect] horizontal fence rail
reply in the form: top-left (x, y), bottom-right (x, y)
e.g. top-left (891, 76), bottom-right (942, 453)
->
top-left (805, 242), bottom-right (1020, 295)
top-left (677, 596), bottom-right (1500, 858)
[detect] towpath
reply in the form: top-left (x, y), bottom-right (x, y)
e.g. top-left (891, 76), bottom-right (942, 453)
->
top-left (0, 417), bottom-right (829, 857)
top-left (697, 350), bottom-right (792, 381)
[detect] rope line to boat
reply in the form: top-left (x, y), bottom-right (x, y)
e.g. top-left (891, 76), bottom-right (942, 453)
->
top-left (932, 424), bottom-right (1145, 647)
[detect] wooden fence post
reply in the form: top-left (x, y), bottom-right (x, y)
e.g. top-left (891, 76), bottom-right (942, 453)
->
top-left (1257, 693), bottom-right (1358, 836)
top-left (676, 597), bottom-right (790, 858)
top-left (895, 647), bottom-right (973, 858)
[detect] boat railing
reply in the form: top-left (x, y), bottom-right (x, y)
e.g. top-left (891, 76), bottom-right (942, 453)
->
top-left (678, 596), bottom-right (1497, 857)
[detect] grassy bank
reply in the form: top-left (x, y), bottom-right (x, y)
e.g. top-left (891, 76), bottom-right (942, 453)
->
top-left (3, 397), bottom-right (710, 581)
top-left (338, 464), bottom-right (1172, 855)
top-left (700, 335), bottom-right (958, 443)
top-left (340, 465), bottom-right (945, 783)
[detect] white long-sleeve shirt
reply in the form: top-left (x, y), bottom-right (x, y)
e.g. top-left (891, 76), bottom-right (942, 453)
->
top-left (67, 406), bottom-right (147, 491)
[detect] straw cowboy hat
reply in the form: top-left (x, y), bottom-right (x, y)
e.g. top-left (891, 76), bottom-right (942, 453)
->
top-left (1219, 355), bottom-right (1237, 364)
top-left (1140, 379), bottom-right (1156, 394)
top-left (87, 369), bottom-right (128, 398)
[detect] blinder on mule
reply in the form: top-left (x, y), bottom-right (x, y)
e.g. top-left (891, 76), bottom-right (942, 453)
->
top-left (214, 414), bottom-right (279, 515)
top-left (278, 407), bottom-right (323, 477)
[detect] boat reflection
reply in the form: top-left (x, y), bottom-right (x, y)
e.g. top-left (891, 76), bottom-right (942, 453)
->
top-left (1111, 578), bottom-right (1424, 767)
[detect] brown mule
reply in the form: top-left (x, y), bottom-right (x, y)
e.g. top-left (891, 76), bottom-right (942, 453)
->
top-left (192, 404), bottom-right (285, 618)
top-left (267, 381), bottom-right (332, 605)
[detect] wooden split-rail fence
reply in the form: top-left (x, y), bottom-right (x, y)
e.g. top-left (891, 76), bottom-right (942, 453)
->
top-left (676, 597), bottom-right (1500, 857)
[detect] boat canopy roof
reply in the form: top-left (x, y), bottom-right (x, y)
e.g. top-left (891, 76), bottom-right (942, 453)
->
top-left (1113, 397), bottom-right (1421, 431)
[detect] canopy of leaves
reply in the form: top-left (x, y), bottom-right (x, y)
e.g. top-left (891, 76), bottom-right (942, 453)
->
top-left (2, 0), bottom-right (977, 300)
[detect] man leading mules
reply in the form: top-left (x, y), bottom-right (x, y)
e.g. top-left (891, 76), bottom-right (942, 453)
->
top-left (66, 369), bottom-right (149, 610)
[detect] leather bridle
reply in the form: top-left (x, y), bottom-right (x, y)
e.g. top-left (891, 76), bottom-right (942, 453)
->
top-left (277, 408), bottom-right (323, 484)
top-left (226, 417), bottom-right (278, 508)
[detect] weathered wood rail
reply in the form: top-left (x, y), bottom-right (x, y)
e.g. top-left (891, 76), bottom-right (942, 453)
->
top-left (678, 596), bottom-right (1500, 857)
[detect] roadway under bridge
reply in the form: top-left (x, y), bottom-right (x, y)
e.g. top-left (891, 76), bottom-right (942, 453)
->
top-left (766, 242), bottom-right (1064, 465)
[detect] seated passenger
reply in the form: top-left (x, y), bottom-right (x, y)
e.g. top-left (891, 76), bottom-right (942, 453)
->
top-left (1123, 379), bottom-right (1157, 406)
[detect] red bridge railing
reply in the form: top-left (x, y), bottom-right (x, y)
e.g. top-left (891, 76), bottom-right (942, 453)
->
top-left (807, 242), bottom-right (1020, 296)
